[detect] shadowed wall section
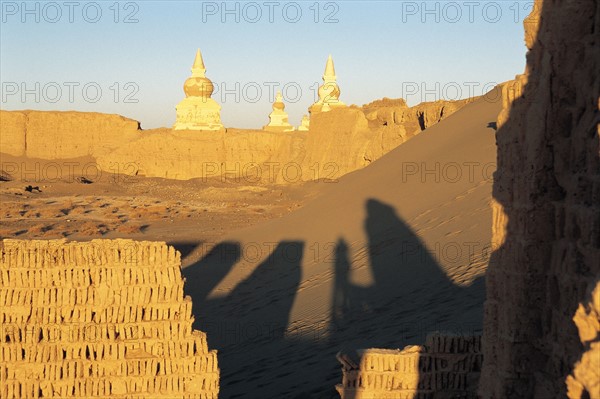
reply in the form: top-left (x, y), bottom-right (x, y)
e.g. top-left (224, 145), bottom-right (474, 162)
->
top-left (480, 0), bottom-right (599, 397)
top-left (0, 239), bottom-right (219, 399)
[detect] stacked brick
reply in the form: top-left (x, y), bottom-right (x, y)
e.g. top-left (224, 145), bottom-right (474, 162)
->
top-left (336, 334), bottom-right (482, 399)
top-left (0, 239), bottom-right (219, 398)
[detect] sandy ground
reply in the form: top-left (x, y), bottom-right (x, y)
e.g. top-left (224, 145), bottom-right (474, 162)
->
top-left (0, 91), bottom-right (500, 398)
top-left (0, 157), bottom-right (319, 247)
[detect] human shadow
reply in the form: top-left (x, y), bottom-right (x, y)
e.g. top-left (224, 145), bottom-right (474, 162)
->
top-left (331, 199), bottom-right (485, 351)
top-left (331, 239), bottom-right (352, 334)
top-left (331, 199), bottom-right (486, 398)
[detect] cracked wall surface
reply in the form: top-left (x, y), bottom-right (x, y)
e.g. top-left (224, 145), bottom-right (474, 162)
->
top-left (336, 334), bottom-right (482, 399)
top-left (479, 0), bottom-right (600, 397)
top-left (0, 239), bottom-right (219, 398)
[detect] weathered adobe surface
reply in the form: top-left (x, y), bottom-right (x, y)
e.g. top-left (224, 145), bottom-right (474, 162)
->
top-left (303, 97), bottom-right (478, 181)
top-left (1, 96), bottom-right (475, 183)
top-left (362, 97), bottom-right (477, 133)
top-left (95, 127), bottom-right (308, 182)
top-left (336, 334), bottom-right (482, 399)
top-left (0, 111), bottom-right (140, 159)
top-left (0, 239), bottom-right (219, 398)
top-left (479, 0), bottom-right (600, 398)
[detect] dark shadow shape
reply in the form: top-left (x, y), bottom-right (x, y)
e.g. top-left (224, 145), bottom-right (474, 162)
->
top-left (171, 242), bottom-right (205, 262)
top-left (417, 112), bottom-right (426, 131)
top-left (487, 121), bottom-right (497, 130)
top-left (185, 241), bottom-right (304, 398)
top-left (181, 242), bottom-right (241, 310)
top-left (331, 199), bottom-right (485, 398)
top-left (332, 239), bottom-right (351, 333)
top-left (332, 199), bottom-right (484, 347)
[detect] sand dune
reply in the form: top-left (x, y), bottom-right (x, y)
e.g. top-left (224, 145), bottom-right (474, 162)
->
top-left (178, 89), bottom-right (502, 398)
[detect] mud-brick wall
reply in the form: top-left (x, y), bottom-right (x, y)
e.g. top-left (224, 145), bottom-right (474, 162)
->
top-left (336, 334), bottom-right (483, 398)
top-left (0, 239), bottom-right (219, 399)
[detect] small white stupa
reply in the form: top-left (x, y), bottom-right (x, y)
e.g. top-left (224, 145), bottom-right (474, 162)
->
top-left (297, 115), bottom-right (310, 131)
top-left (263, 91), bottom-right (294, 132)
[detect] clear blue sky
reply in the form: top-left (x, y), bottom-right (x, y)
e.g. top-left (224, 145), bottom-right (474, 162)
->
top-left (1, 1), bottom-right (531, 129)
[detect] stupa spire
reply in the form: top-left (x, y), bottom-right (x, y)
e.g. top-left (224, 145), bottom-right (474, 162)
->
top-left (323, 54), bottom-right (336, 81)
top-left (191, 48), bottom-right (206, 77)
top-left (275, 91), bottom-right (284, 104)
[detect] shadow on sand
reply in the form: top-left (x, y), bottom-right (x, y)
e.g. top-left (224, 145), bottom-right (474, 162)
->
top-left (175, 198), bottom-right (485, 398)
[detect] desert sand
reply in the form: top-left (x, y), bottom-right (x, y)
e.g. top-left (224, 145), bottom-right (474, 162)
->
top-left (0, 153), bottom-right (317, 242)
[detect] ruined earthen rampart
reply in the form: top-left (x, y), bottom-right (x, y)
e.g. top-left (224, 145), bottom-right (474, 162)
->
top-left (1, 96), bottom-right (475, 183)
top-left (0, 111), bottom-right (140, 159)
